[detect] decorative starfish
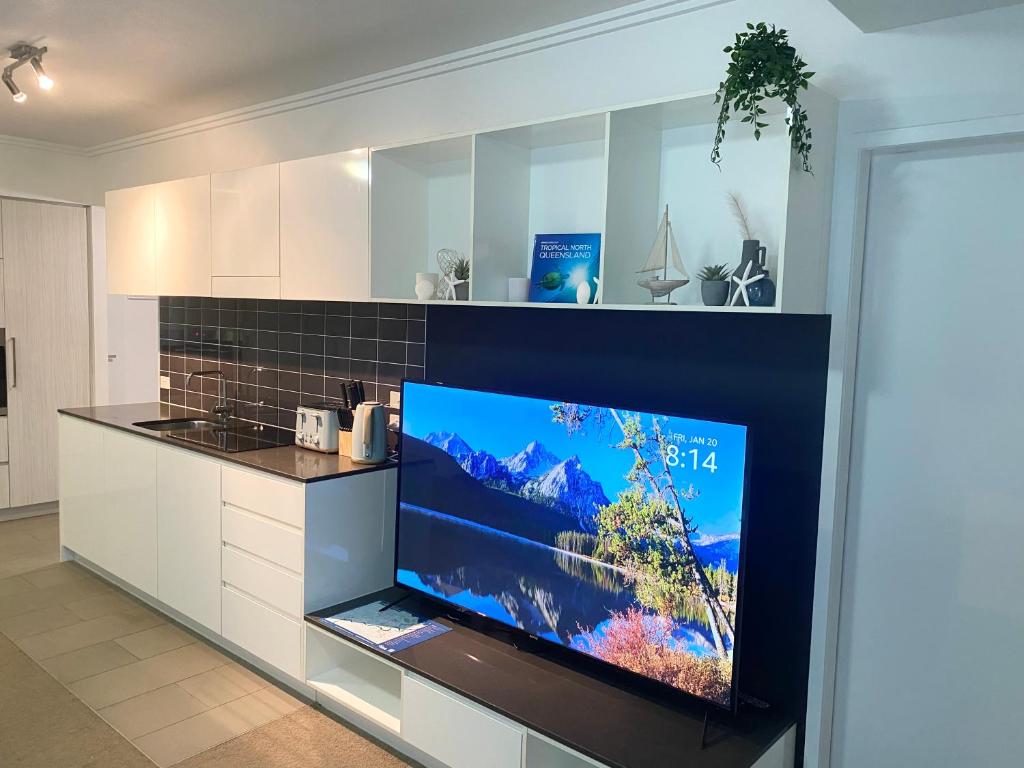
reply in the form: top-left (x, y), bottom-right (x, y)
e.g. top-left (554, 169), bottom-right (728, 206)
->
top-left (730, 259), bottom-right (765, 306)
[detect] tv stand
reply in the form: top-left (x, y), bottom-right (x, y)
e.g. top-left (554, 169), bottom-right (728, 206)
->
top-left (306, 588), bottom-right (796, 768)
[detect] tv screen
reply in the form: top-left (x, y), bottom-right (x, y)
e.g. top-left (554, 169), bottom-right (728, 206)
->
top-left (396, 381), bottom-right (748, 707)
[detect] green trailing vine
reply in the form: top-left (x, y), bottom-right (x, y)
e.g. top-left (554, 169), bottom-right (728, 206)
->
top-left (712, 23), bottom-right (815, 173)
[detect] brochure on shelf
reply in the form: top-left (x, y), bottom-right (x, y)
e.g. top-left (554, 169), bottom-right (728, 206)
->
top-left (322, 600), bottom-right (452, 653)
top-left (528, 233), bottom-right (602, 304)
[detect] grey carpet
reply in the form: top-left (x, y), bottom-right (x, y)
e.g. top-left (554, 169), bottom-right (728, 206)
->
top-left (175, 706), bottom-right (412, 768)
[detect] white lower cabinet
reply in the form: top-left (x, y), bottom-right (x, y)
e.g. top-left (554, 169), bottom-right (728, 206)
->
top-left (222, 585), bottom-right (303, 680)
top-left (402, 675), bottom-right (524, 768)
top-left (59, 415), bottom-right (397, 688)
top-left (102, 429), bottom-right (158, 595)
top-left (157, 446), bottom-right (221, 632)
top-left (58, 415), bottom-right (105, 556)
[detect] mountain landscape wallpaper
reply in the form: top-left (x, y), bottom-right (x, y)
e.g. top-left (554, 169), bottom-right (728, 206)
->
top-left (397, 382), bottom-right (748, 706)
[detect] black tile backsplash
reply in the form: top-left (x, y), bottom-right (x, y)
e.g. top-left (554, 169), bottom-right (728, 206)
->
top-left (159, 297), bottom-right (426, 430)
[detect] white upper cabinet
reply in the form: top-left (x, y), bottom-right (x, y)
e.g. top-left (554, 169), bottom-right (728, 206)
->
top-left (280, 149), bottom-right (370, 301)
top-left (106, 184), bottom-right (156, 295)
top-left (153, 175), bottom-right (212, 297)
top-left (212, 164), bottom-right (281, 299)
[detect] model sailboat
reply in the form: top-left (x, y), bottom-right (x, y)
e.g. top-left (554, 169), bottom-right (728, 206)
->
top-left (637, 205), bottom-right (689, 304)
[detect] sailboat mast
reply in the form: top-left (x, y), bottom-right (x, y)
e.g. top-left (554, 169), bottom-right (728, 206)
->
top-left (663, 205), bottom-right (669, 281)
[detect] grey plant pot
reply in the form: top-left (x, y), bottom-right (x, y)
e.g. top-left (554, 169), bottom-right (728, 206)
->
top-left (701, 280), bottom-right (730, 306)
top-left (454, 282), bottom-right (470, 301)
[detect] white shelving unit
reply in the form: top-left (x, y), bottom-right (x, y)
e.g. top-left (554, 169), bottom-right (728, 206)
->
top-left (306, 623), bottom-right (403, 734)
top-left (369, 87), bottom-right (836, 312)
top-left (370, 136), bottom-right (473, 300)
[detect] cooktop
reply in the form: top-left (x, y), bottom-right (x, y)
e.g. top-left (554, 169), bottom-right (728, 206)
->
top-left (168, 422), bottom-right (295, 453)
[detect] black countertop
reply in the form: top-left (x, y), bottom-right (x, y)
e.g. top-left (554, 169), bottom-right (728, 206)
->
top-left (309, 588), bottom-right (794, 768)
top-left (59, 402), bottom-right (396, 484)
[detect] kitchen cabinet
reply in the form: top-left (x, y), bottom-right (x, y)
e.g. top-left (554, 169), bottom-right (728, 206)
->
top-left (106, 185), bottom-right (156, 295)
top-left (280, 149), bottom-right (370, 301)
top-left (58, 413), bottom-right (397, 685)
top-left (212, 164), bottom-right (280, 299)
top-left (153, 175), bottom-right (212, 297)
top-left (402, 675), bottom-right (525, 768)
top-left (58, 415), bottom-right (105, 556)
top-left (102, 429), bottom-right (158, 594)
top-left (2, 199), bottom-right (90, 507)
top-left (157, 445), bottom-right (221, 632)
top-left (0, 260), bottom-right (6, 326)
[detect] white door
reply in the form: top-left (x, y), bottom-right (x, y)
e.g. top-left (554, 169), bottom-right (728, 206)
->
top-left (831, 138), bottom-right (1024, 766)
top-left (107, 295), bottom-right (159, 405)
top-left (2, 199), bottom-right (90, 507)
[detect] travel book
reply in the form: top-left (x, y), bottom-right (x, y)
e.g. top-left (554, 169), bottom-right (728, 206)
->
top-left (321, 600), bottom-right (451, 653)
top-left (528, 232), bottom-right (601, 304)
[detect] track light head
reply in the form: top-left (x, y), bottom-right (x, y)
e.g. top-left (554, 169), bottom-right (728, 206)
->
top-left (5, 44), bottom-right (53, 102)
top-left (30, 57), bottom-right (53, 90)
top-left (2, 72), bottom-right (25, 103)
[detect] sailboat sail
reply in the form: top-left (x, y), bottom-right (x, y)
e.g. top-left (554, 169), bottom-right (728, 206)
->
top-left (637, 206), bottom-right (687, 279)
top-left (669, 224), bottom-right (689, 279)
top-left (638, 211), bottom-right (668, 274)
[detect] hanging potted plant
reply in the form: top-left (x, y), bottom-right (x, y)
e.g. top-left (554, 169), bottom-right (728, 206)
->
top-left (711, 23), bottom-right (815, 173)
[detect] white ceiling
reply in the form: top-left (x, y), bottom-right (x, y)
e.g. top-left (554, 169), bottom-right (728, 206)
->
top-left (0, 0), bottom-right (640, 147)
top-left (826, 0), bottom-right (1024, 32)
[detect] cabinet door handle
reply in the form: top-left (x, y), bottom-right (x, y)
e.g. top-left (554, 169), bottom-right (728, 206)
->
top-left (8, 337), bottom-right (14, 389)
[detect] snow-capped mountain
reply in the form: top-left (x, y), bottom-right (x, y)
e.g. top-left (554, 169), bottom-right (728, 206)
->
top-left (424, 431), bottom-right (473, 463)
top-left (524, 456), bottom-right (610, 531)
top-left (500, 440), bottom-right (560, 478)
top-left (691, 532), bottom-right (741, 572)
top-left (422, 432), bottom-right (611, 530)
top-left (460, 450), bottom-right (517, 487)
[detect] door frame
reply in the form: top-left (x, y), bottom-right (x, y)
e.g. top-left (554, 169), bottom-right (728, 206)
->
top-left (806, 110), bottom-right (1024, 768)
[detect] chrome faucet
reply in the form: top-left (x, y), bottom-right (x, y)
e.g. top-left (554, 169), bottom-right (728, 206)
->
top-left (186, 369), bottom-right (232, 421)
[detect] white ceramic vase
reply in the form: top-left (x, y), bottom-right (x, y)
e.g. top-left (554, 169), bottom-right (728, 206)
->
top-left (414, 272), bottom-right (438, 301)
top-left (508, 277), bottom-right (531, 302)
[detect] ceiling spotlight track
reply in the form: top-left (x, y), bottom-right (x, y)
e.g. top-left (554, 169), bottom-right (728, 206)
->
top-left (4, 43), bottom-right (55, 104)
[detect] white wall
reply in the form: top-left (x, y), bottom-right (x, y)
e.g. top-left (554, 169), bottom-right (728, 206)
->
top-left (0, 140), bottom-right (96, 204)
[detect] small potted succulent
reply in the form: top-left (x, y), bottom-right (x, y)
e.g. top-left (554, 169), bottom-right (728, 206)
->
top-left (698, 263), bottom-right (732, 306)
top-left (452, 256), bottom-right (471, 301)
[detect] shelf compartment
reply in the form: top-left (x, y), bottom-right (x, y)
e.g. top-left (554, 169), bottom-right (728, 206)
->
top-left (305, 623), bottom-right (403, 734)
top-left (471, 113), bottom-right (608, 302)
top-left (370, 136), bottom-right (473, 301)
top-left (603, 93), bottom-right (790, 307)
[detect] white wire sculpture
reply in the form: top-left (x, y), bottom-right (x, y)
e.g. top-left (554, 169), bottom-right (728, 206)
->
top-left (436, 248), bottom-right (467, 301)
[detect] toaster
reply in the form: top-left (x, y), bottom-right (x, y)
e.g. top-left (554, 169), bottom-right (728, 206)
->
top-left (295, 404), bottom-right (341, 453)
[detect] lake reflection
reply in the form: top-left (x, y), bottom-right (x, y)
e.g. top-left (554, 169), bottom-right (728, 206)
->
top-left (397, 504), bottom-right (718, 655)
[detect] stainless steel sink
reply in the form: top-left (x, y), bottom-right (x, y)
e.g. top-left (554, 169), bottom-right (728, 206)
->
top-left (133, 418), bottom-right (230, 432)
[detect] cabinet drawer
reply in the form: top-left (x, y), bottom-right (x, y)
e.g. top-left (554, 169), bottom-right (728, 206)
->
top-left (222, 465), bottom-right (304, 528)
top-left (222, 545), bottom-right (302, 618)
top-left (402, 675), bottom-right (523, 768)
top-left (222, 504), bottom-right (303, 574)
top-left (222, 586), bottom-right (302, 680)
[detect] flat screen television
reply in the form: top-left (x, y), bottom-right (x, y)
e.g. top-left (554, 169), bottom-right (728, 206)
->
top-left (396, 380), bottom-right (749, 708)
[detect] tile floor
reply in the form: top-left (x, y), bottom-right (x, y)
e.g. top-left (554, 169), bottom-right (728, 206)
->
top-left (0, 513), bottom-right (328, 767)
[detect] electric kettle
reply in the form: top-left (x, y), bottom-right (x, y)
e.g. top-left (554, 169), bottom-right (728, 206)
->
top-left (350, 401), bottom-right (387, 464)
